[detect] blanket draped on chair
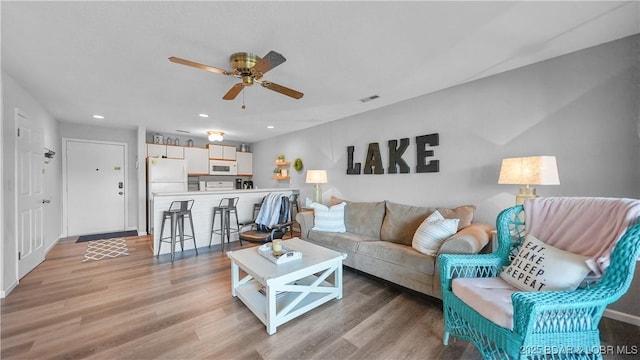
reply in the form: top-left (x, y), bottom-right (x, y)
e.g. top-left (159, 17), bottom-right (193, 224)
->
top-left (524, 197), bottom-right (640, 275)
top-left (255, 192), bottom-right (290, 231)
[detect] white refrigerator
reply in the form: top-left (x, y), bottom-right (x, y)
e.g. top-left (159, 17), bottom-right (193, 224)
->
top-left (147, 158), bottom-right (188, 232)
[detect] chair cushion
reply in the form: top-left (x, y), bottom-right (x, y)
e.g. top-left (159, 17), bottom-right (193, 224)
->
top-left (310, 202), bottom-right (346, 232)
top-left (412, 211), bottom-right (460, 255)
top-left (452, 277), bottom-right (518, 330)
top-left (499, 234), bottom-right (591, 292)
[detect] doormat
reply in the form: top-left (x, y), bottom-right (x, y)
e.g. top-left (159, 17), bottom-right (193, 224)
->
top-left (76, 230), bottom-right (138, 243)
top-left (83, 238), bottom-right (129, 262)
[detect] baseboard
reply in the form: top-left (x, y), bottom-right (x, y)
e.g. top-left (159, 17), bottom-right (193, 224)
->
top-left (1, 278), bottom-right (19, 299)
top-left (604, 308), bottom-right (640, 326)
top-left (45, 235), bottom-right (62, 254)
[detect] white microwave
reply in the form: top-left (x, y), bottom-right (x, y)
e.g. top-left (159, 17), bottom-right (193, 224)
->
top-left (209, 160), bottom-right (237, 175)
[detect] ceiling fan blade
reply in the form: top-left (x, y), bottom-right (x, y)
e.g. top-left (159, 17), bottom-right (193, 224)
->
top-left (253, 51), bottom-right (287, 74)
top-left (260, 81), bottom-right (304, 99)
top-left (169, 56), bottom-right (229, 75)
top-left (223, 83), bottom-right (245, 100)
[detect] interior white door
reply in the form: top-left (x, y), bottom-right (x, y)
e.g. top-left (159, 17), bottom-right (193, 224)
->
top-left (65, 140), bottom-right (126, 236)
top-left (16, 110), bottom-right (45, 278)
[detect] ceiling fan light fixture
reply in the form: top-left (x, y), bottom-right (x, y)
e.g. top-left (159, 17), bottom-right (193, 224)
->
top-left (207, 130), bottom-right (224, 142)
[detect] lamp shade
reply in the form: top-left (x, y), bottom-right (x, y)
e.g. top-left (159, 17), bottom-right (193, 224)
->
top-left (498, 156), bottom-right (560, 185)
top-left (306, 170), bottom-right (328, 184)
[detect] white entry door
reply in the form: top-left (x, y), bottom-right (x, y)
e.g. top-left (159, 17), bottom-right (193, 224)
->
top-left (16, 109), bottom-right (45, 278)
top-left (65, 139), bottom-right (127, 236)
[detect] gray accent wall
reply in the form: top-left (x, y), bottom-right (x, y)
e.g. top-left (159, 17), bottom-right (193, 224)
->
top-left (252, 35), bottom-right (640, 319)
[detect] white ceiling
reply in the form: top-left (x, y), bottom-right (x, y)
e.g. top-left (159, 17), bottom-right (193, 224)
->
top-left (2, 1), bottom-right (638, 143)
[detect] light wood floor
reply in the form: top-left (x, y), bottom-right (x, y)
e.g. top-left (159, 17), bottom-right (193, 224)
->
top-left (1, 235), bottom-right (638, 360)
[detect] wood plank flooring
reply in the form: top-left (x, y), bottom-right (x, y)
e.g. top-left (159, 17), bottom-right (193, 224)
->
top-left (1, 235), bottom-right (638, 359)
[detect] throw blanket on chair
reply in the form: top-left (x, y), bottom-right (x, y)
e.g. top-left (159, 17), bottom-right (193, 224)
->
top-left (255, 192), bottom-right (289, 231)
top-left (524, 197), bottom-right (640, 275)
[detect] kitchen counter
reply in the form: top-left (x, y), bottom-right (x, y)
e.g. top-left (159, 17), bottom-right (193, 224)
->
top-left (150, 188), bottom-right (298, 256)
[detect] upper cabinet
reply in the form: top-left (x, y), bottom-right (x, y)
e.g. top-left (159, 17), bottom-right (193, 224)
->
top-left (208, 144), bottom-right (236, 160)
top-left (184, 147), bottom-right (209, 175)
top-left (166, 145), bottom-right (184, 159)
top-left (147, 144), bottom-right (184, 159)
top-left (236, 152), bottom-right (253, 176)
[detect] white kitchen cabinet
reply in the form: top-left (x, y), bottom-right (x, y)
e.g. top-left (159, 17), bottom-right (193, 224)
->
top-left (208, 144), bottom-right (237, 160)
top-left (236, 152), bottom-right (253, 175)
top-left (147, 144), bottom-right (166, 157)
top-left (184, 147), bottom-right (209, 175)
top-left (223, 146), bottom-right (236, 160)
top-left (166, 145), bottom-right (184, 159)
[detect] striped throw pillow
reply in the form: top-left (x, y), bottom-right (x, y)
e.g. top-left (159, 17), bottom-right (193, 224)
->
top-left (311, 202), bottom-right (346, 233)
top-left (412, 210), bottom-right (459, 255)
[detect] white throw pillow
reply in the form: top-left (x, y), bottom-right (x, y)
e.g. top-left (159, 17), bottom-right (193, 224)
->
top-left (499, 234), bottom-right (591, 292)
top-left (412, 211), bottom-right (459, 255)
top-left (310, 202), bottom-right (346, 233)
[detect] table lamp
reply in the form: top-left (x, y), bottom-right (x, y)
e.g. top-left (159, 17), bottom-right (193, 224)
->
top-left (306, 170), bottom-right (328, 204)
top-left (498, 156), bottom-right (560, 205)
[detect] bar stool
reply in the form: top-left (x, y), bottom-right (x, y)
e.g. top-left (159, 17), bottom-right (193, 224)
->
top-left (157, 200), bottom-right (198, 262)
top-left (289, 192), bottom-right (300, 237)
top-left (209, 197), bottom-right (241, 251)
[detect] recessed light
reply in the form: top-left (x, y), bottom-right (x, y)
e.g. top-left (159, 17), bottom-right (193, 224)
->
top-left (267, 125), bottom-right (274, 129)
top-left (92, 114), bottom-right (104, 119)
top-left (199, 113), bottom-right (209, 118)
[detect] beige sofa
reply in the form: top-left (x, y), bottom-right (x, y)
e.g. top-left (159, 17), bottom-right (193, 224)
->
top-left (296, 197), bottom-right (493, 299)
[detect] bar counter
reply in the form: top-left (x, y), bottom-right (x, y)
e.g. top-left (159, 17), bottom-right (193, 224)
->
top-left (151, 188), bottom-right (298, 255)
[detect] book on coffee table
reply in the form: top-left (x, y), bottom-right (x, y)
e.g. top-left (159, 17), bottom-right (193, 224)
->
top-left (257, 243), bottom-right (302, 264)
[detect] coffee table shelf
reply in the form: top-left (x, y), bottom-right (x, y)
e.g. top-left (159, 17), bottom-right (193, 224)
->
top-left (227, 238), bottom-right (347, 334)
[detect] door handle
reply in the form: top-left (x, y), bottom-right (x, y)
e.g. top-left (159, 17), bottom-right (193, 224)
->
top-left (42, 199), bottom-right (51, 204)
top-left (118, 192), bottom-right (124, 195)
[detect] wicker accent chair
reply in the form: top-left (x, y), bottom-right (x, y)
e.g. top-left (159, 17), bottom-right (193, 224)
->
top-left (439, 197), bottom-right (640, 359)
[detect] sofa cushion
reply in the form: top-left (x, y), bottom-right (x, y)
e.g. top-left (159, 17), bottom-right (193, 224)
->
top-left (380, 202), bottom-right (476, 246)
top-left (308, 230), bottom-right (378, 254)
top-left (331, 197), bottom-right (385, 239)
top-left (357, 241), bottom-right (436, 276)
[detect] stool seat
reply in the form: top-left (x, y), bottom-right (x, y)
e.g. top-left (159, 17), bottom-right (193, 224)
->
top-left (157, 200), bottom-right (198, 262)
top-left (209, 197), bottom-right (241, 251)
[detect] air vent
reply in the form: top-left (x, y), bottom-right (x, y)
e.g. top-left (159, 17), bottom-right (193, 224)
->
top-left (360, 94), bottom-right (380, 103)
top-left (176, 129), bottom-right (190, 133)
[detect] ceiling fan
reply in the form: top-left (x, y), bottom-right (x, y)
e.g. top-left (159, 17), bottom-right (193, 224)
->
top-left (169, 51), bottom-right (303, 100)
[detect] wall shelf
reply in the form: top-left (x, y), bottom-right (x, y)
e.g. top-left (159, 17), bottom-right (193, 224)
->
top-left (272, 176), bottom-right (290, 180)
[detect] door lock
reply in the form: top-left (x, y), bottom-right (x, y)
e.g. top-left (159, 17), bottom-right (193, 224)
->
top-left (118, 182), bottom-right (124, 189)
top-left (42, 199), bottom-right (51, 204)
top-left (118, 192), bottom-right (123, 195)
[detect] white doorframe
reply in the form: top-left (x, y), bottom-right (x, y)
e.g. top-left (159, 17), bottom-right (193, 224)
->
top-left (62, 138), bottom-right (129, 237)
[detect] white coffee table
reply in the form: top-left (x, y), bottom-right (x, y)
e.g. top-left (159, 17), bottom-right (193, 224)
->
top-left (227, 238), bottom-right (347, 334)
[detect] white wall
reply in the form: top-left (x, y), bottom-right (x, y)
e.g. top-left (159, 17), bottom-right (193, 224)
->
top-left (59, 122), bottom-right (139, 234)
top-left (2, 71), bottom-right (62, 296)
top-left (252, 36), bottom-right (640, 319)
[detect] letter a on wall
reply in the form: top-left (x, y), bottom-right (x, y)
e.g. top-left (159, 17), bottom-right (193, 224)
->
top-left (364, 143), bottom-right (384, 174)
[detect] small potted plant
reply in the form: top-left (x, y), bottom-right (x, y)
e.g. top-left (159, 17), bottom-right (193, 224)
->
top-left (277, 154), bottom-right (286, 163)
top-left (273, 167), bottom-right (282, 176)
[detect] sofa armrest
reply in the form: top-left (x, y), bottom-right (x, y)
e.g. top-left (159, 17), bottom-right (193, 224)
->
top-left (437, 222), bottom-right (493, 255)
top-left (296, 211), bottom-right (314, 239)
